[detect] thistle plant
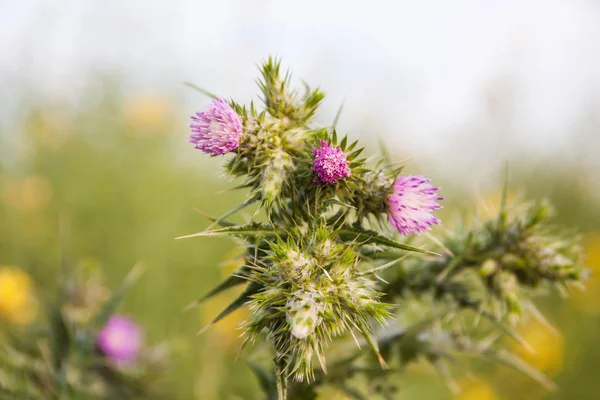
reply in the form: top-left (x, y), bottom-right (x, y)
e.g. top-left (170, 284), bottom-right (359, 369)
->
top-left (0, 264), bottom-right (167, 399)
top-left (182, 58), bottom-right (586, 399)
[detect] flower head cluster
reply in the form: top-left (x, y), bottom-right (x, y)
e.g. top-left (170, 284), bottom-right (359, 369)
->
top-left (97, 315), bottom-right (143, 364)
top-left (312, 140), bottom-right (351, 185)
top-left (182, 59), bottom-right (585, 399)
top-left (243, 228), bottom-right (389, 382)
top-left (387, 175), bottom-right (443, 236)
top-left (190, 99), bottom-right (242, 155)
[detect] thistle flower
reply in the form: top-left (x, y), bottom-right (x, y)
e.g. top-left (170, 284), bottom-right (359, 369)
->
top-left (387, 175), bottom-right (443, 236)
top-left (312, 140), bottom-right (351, 185)
top-left (97, 315), bottom-right (142, 364)
top-left (190, 99), bottom-right (242, 155)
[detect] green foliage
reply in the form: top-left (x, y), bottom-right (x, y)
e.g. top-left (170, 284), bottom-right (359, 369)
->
top-left (0, 265), bottom-right (165, 399)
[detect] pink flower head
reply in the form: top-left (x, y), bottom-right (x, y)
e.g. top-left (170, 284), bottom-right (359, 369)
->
top-left (97, 315), bottom-right (142, 364)
top-left (387, 175), bottom-right (443, 236)
top-left (190, 99), bottom-right (242, 155)
top-left (312, 140), bottom-right (351, 185)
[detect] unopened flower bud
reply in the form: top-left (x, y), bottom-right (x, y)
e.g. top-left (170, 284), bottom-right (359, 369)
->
top-left (480, 259), bottom-right (498, 277)
top-left (286, 293), bottom-right (322, 340)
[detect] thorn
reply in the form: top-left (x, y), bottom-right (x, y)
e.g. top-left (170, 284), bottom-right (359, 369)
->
top-left (377, 353), bottom-right (389, 369)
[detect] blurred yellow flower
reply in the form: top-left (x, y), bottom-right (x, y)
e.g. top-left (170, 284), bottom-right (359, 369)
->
top-left (1, 176), bottom-right (53, 212)
top-left (456, 379), bottom-right (499, 400)
top-left (514, 321), bottom-right (564, 376)
top-left (124, 94), bottom-right (174, 134)
top-left (25, 108), bottom-right (72, 149)
top-left (0, 266), bottom-right (37, 325)
top-left (570, 233), bottom-right (600, 314)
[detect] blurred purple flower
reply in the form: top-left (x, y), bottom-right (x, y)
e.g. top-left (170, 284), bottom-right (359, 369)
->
top-left (190, 99), bottom-right (242, 155)
top-left (387, 175), bottom-right (443, 236)
top-left (97, 315), bottom-right (142, 364)
top-left (312, 140), bottom-right (351, 185)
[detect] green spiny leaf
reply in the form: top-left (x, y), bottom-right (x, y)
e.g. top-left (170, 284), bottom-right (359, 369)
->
top-left (199, 281), bottom-right (262, 334)
top-left (49, 304), bottom-right (70, 371)
top-left (176, 223), bottom-right (278, 240)
top-left (339, 228), bottom-right (438, 255)
top-left (184, 81), bottom-right (220, 100)
top-left (93, 263), bottom-right (144, 329)
top-left (184, 266), bottom-right (251, 312)
top-left (248, 362), bottom-right (278, 400)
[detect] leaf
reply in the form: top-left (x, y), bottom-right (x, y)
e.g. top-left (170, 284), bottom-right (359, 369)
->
top-left (348, 147), bottom-right (364, 160)
top-left (498, 162), bottom-right (510, 229)
top-left (339, 135), bottom-right (348, 151)
top-left (378, 136), bottom-right (391, 164)
top-left (323, 198), bottom-right (356, 210)
top-left (205, 195), bottom-right (260, 231)
top-left (248, 362), bottom-right (278, 400)
top-left (435, 255), bottom-right (463, 283)
top-left (358, 323), bottom-right (388, 369)
top-left (183, 266), bottom-right (251, 312)
top-left (184, 81), bottom-right (220, 100)
top-left (93, 263), bottom-right (144, 329)
top-left (339, 227), bottom-right (439, 255)
top-left (376, 312), bottom-right (445, 352)
top-left (199, 281), bottom-right (262, 334)
top-left (332, 100), bottom-right (345, 129)
top-left (432, 359), bottom-right (460, 394)
top-left (48, 304), bottom-right (70, 371)
top-left (176, 223), bottom-right (278, 240)
top-left (358, 254), bottom-right (409, 276)
top-left (193, 208), bottom-right (236, 227)
top-left (484, 349), bottom-right (556, 391)
top-left (482, 315), bottom-right (534, 353)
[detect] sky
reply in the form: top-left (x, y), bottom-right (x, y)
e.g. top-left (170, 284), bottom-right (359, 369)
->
top-left (1, 0), bottom-right (599, 180)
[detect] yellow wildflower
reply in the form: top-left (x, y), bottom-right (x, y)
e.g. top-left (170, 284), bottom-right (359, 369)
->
top-left (124, 94), bottom-right (174, 134)
top-left (1, 176), bottom-right (53, 212)
top-left (514, 321), bottom-right (564, 376)
top-left (0, 266), bottom-right (37, 325)
top-left (456, 379), bottom-right (499, 400)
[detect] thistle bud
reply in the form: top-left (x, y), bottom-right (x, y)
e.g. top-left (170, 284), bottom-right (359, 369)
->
top-left (286, 292), bottom-right (323, 340)
top-left (261, 148), bottom-right (293, 204)
top-left (479, 259), bottom-right (498, 277)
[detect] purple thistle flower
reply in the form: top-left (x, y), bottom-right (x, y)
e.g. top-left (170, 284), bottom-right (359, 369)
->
top-left (387, 175), bottom-right (443, 236)
top-left (190, 99), bottom-right (242, 155)
top-left (97, 315), bottom-right (142, 364)
top-left (312, 140), bottom-right (351, 185)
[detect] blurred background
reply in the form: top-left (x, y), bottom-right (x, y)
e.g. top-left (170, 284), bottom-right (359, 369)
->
top-left (1, 1), bottom-right (599, 399)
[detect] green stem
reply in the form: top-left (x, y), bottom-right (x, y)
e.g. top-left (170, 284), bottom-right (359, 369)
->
top-left (275, 357), bottom-right (288, 400)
